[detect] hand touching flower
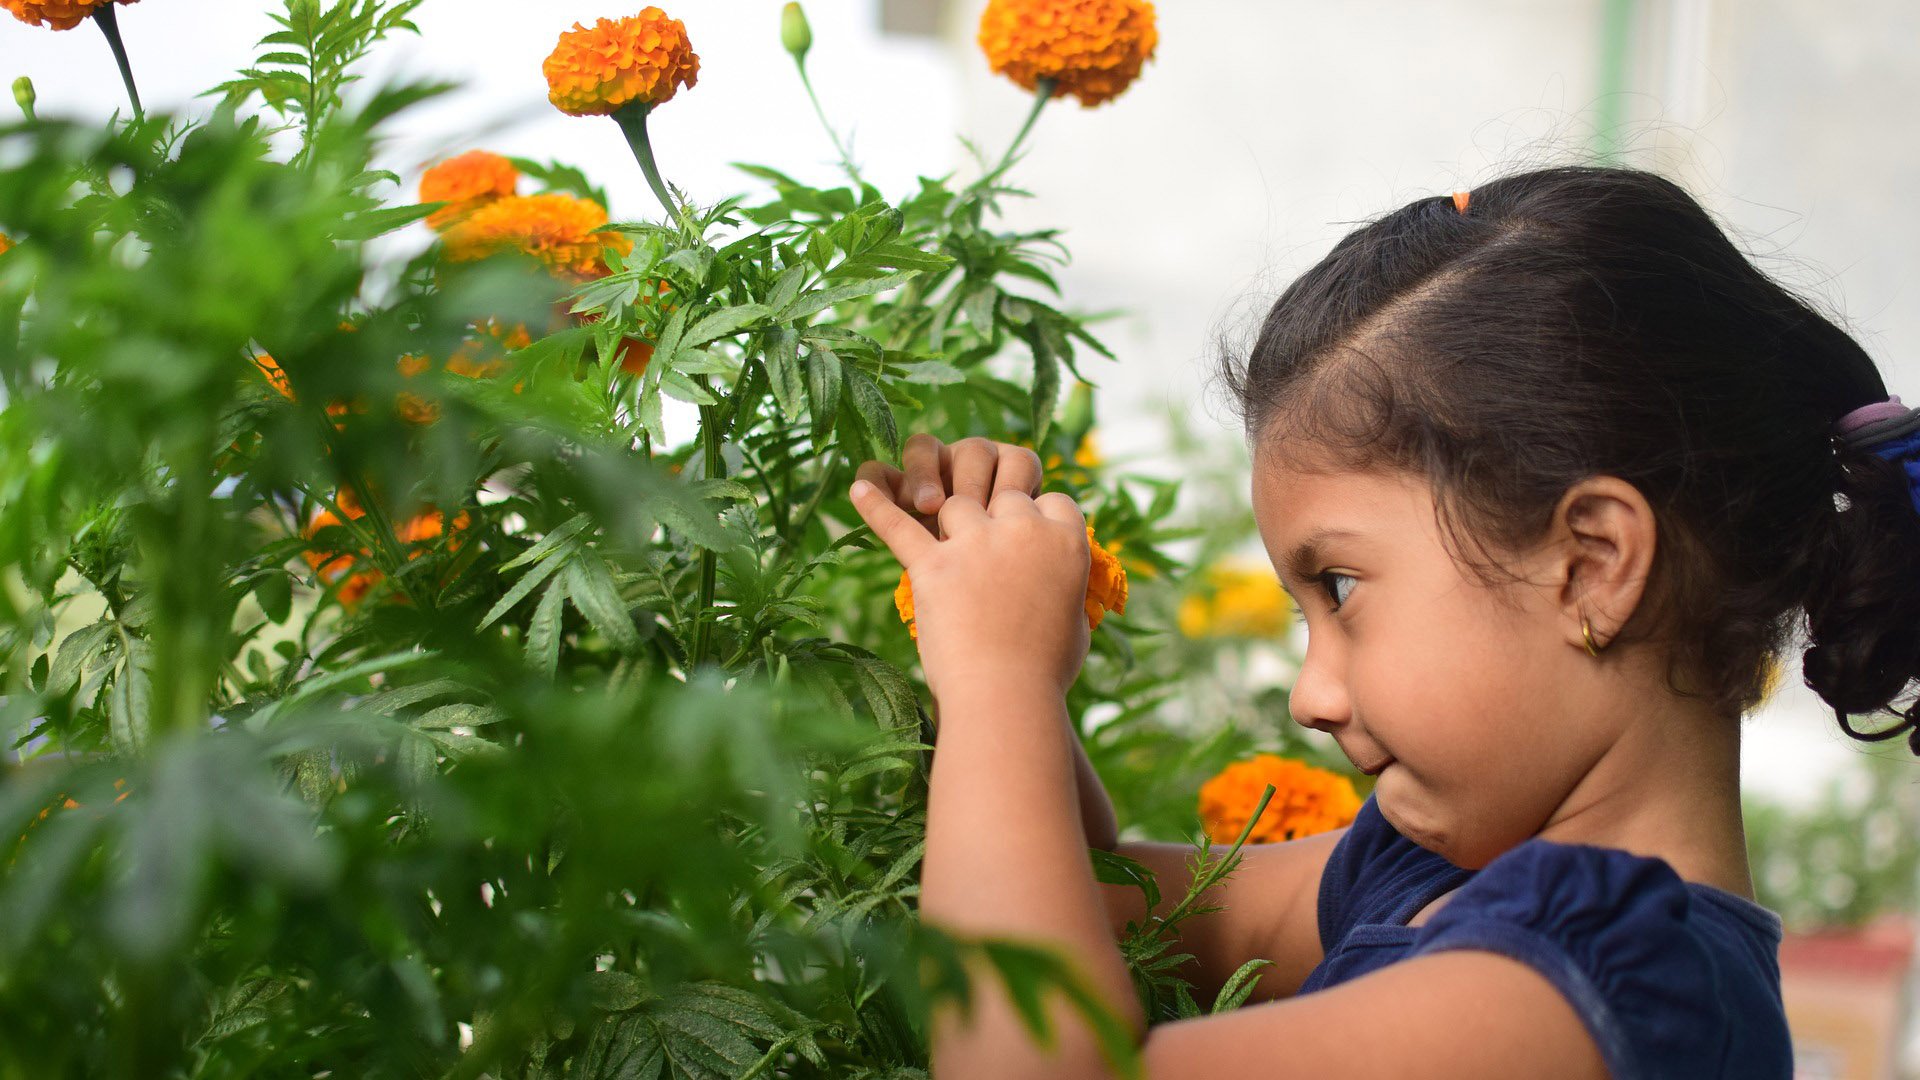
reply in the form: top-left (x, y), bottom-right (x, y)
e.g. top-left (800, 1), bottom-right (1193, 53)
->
top-left (851, 480), bottom-right (1093, 699)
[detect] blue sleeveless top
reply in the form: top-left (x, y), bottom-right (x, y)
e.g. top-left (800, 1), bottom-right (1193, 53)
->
top-left (1297, 793), bottom-right (1792, 1079)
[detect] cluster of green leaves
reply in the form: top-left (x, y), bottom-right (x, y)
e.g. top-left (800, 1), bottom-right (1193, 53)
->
top-left (0, 1), bottom-right (1319, 1076)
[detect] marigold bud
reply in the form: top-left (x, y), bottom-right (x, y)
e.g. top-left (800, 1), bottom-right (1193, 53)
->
top-left (781, 2), bottom-right (812, 62)
top-left (12, 75), bottom-right (35, 119)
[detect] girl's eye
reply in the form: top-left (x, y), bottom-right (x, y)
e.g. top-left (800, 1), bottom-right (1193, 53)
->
top-left (1317, 571), bottom-right (1356, 613)
top-left (1288, 571), bottom-right (1357, 622)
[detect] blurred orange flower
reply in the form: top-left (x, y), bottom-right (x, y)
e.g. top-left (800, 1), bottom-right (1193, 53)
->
top-left (895, 523), bottom-right (1127, 640)
top-left (441, 192), bottom-right (634, 284)
top-left (419, 150), bottom-right (519, 231)
top-left (300, 491), bottom-right (473, 610)
top-left (2, 0), bottom-right (135, 30)
top-left (978, 0), bottom-right (1158, 108)
top-left (0, 232), bottom-right (13, 254)
top-left (1198, 754), bottom-right (1361, 845)
top-left (544, 7), bottom-right (701, 118)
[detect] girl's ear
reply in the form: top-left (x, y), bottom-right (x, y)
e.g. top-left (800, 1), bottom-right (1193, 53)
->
top-left (1547, 475), bottom-right (1659, 652)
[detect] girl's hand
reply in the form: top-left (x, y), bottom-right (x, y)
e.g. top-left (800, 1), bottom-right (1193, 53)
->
top-left (850, 479), bottom-right (1092, 699)
top-left (852, 433), bottom-right (1043, 530)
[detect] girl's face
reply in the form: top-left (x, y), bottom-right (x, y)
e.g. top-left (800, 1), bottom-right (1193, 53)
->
top-left (1250, 451), bottom-right (1625, 870)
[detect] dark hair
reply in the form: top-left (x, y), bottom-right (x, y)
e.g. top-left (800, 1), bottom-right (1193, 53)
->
top-left (1217, 164), bottom-right (1920, 750)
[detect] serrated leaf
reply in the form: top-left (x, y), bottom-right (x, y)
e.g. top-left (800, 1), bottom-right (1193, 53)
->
top-left (843, 363), bottom-right (899, 459)
top-left (683, 304), bottom-right (771, 349)
top-left (565, 557), bottom-right (641, 654)
top-left (763, 327), bottom-right (804, 419)
top-left (778, 270), bottom-right (918, 322)
top-left (805, 346), bottom-right (843, 448)
top-left (108, 638), bottom-right (151, 756)
top-left (1211, 958), bottom-right (1273, 1013)
top-left (480, 550), bottom-right (569, 631)
top-left (527, 575), bottom-right (568, 677)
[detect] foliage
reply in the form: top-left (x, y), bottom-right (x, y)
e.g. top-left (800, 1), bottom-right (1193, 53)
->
top-left (1745, 748), bottom-right (1920, 931)
top-left (0, 2), bottom-right (1310, 1075)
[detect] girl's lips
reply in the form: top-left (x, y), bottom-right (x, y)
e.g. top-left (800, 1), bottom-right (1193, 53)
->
top-left (1359, 758), bottom-right (1394, 776)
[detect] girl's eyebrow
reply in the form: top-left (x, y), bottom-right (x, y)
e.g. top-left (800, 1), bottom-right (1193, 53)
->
top-left (1279, 526), bottom-right (1365, 591)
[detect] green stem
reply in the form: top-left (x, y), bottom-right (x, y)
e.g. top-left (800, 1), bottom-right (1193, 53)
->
top-left (689, 388), bottom-right (725, 669)
top-left (91, 5), bottom-right (142, 121)
top-left (970, 77), bottom-right (1055, 200)
top-left (795, 59), bottom-right (865, 189)
top-left (613, 102), bottom-right (692, 231)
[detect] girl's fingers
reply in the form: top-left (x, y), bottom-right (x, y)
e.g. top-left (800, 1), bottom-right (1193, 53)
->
top-left (850, 480), bottom-right (935, 565)
top-left (1035, 491), bottom-right (1086, 530)
top-left (992, 444), bottom-right (1044, 499)
top-left (936, 491), bottom-right (990, 536)
top-left (854, 459), bottom-right (904, 502)
top-left (901, 433), bottom-right (946, 515)
top-left (988, 488), bottom-right (1039, 517)
top-left (949, 438), bottom-right (999, 505)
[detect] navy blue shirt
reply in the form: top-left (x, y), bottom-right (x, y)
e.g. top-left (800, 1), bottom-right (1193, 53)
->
top-left (1298, 793), bottom-right (1792, 1079)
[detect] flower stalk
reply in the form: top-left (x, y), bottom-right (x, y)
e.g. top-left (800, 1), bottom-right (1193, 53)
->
top-left (613, 102), bottom-right (689, 230)
top-left (91, 4), bottom-right (142, 120)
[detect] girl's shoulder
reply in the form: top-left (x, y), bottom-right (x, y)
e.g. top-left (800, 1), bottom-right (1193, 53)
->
top-left (1310, 794), bottom-right (1793, 1078)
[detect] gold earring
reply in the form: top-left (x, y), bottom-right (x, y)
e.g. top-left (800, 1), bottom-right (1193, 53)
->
top-left (1582, 616), bottom-right (1603, 657)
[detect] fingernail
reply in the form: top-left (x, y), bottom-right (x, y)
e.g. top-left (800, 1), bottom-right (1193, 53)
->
top-left (850, 480), bottom-right (875, 499)
top-left (918, 485), bottom-right (941, 507)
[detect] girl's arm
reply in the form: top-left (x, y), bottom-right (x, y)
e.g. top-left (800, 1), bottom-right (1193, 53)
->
top-left (936, 703), bottom-right (1118, 851)
top-left (925, 671), bottom-right (1144, 1077)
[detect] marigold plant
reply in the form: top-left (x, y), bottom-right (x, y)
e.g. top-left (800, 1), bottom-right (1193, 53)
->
top-left (895, 523), bottom-right (1127, 641)
top-left (440, 191), bottom-right (632, 283)
top-left (543, 6), bottom-right (700, 117)
top-left (1198, 753), bottom-right (1362, 844)
top-left (1, 0), bottom-right (134, 30)
top-left (419, 149), bottom-right (519, 230)
top-left (978, 0), bottom-right (1158, 107)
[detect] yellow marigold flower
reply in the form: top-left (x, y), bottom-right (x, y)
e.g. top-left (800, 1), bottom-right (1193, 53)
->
top-left (1178, 560), bottom-right (1291, 639)
top-left (977, 0), bottom-right (1158, 108)
top-left (419, 150), bottom-right (519, 231)
top-left (1198, 754), bottom-right (1361, 845)
top-left (441, 192), bottom-right (634, 284)
top-left (543, 7), bottom-right (701, 118)
top-left (895, 524), bottom-right (1128, 640)
top-left (2, 0), bottom-right (135, 31)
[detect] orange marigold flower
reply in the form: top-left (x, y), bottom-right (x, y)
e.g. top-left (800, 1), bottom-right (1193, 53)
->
top-left (252, 352), bottom-right (293, 399)
top-left (419, 150), bottom-right (519, 231)
top-left (442, 192), bottom-right (634, 284)
top-left (1198, 754), bottom-right (1361, 845)
top-left (2, 0), bottom-right (135, 31)
top-left (300, 493), bottom-right (473, 610)
top-left (978, 0), bottom-right (1158, 108)
top-left (0, 232), bottom-right (12, 255)
top-left (543, 7), bottom-right (701, 118)
top-left (895, 523), bottom-right (1127, 640)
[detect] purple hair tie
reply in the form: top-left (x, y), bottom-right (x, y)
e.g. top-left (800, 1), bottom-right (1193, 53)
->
top-left (1836, 395), bottom-right (1910, 435)
top-left (1833, 394), bottom-right (1920, 516)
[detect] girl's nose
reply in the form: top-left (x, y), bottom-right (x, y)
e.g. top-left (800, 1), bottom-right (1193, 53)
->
top-left (1287, 646), bottom-right (1351, 734)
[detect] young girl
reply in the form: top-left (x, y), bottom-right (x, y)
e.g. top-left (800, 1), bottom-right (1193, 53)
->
top-left (848, 164), bottom-right (1920, 1079)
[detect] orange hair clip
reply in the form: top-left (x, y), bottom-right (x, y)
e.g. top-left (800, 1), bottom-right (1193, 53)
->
top-left (1452, 190), bottom-right (1471, 214)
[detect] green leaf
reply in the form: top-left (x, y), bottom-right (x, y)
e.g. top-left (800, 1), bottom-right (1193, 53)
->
top-left (565, 556), bottom-right (642, 654)
top-left (805, 346), bottom-right (843, 448)
top-left (108, 638), bottom-right (151, 756)
top-left (1029, 330), bottom-right (1061, 444)
top-left (480, 549), bottom-right (569, 631)
top-left (254, 573), bottom-right (293, 624)
top-left (683, 304), bottom-right (772, 349)
top-left (499, 513), bottom-right (592, 571)
top-left (49, 622), bottom-right (116, 696)
top-left (778, 270), bottom-right (919, 322)
top-left (1211, 958), bottom-right (1273, 1013)
top-left (843, 362), bottom-right (900, 460)
top-left (763, 327), bottom-right (805, 419)
top-left (527, 576), bottom-right (569, 677)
